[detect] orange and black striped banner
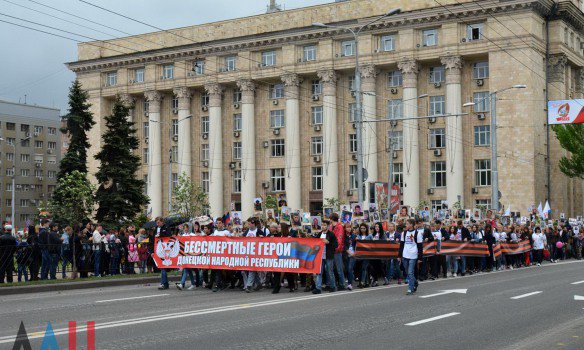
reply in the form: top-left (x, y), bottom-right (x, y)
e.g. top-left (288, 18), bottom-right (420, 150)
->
top-left (354, 241), bottom-right (400, 259)
top-left (423, 241), bottom-right (437, 257)
top-left (438, 241), bottom-right (490, 257)
top-left (500, 241), bottom-right (532, 255)
top-left (493, 244), bottom-right (502, 258)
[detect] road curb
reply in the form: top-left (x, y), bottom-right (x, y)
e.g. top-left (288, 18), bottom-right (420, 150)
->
top-left (0, 275), bottom-right (181, 296)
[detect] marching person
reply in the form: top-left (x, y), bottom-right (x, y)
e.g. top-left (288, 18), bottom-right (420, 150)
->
top-left (329, 213), bottom-right (347, 291)
top-left (313, 223), bottom-right (338, 294)
top-left (532, 226), bottom-right (546, 266)
top-left (210, 218), bottom-right (230, 292)
top-left (155, 217), bottom-right (172, 290)
top-left (176, 224), bottom-right (198, 291)
top-left (399, 219), bottom-right (422, 295)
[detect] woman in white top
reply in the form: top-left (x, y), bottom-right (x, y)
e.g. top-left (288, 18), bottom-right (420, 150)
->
top-left (531, 227), bottom-right (546, 266)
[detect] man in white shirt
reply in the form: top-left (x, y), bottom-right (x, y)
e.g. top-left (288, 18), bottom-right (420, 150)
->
top-left (243, 218), bottom-right (265, 292)
top-left (210, 218), bottom-right (230, 292)
top-left (90, 225), bottom-right (103, 277)
top-left (398, 219), bottom-right (421, 295)
top-left (531, 227), bottom-right (546, 266)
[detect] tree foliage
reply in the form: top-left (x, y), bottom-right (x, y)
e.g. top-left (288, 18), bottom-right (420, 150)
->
top-left (171, 172), bottom-right (208, 218)
top-left (48, 170), bottom-right (95, 225)
top-left (552, 124), bottom-right (584, 179)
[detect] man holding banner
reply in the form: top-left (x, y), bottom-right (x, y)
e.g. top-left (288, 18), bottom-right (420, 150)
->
top-left (399, 219), bottom-right (422, 295)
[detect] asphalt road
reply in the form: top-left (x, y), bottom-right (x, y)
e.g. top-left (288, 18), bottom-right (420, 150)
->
top-left (1, 260), bottom-right (583, 350)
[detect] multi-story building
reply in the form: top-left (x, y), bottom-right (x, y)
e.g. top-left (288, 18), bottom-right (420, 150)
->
top-left (0, 100), bottom-right (62, 228)
top-left (67, 0), bottom-right (584, 219)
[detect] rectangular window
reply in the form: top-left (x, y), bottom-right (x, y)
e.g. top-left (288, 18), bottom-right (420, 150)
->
top-left (225, 56), bottom-right (237, 71)
top-left (106, 71), bottom-right (117, 86)
top-left (21, 124), bottom-right (29, 132)
top-left (422, 29), bottom-right (438, 46)
top-left (35, 140), bottom-right (43, 148)
top-left (430, 95), bottom-right (445, 116)
top-left (312, 167), bottom-right (323, 191)
top-left (202, 172), bottom-right (210, 193)
top-left (303, 45), bottom-right (317, 61)
top-left (388, 99), bottom-right (403, 119)
top-left (47, 156), bottom-right (56, 164)
top-left (311, 106), bottom-right (323, 125)
top-left (172, 119), bottom-right (179, 136)
top-left (47, 141), bottom-right (56, 150)
top-left (474, 125), bottom-right (491, 146)
top-left (172, 173), bottom-right (178, 190)
top-left (475, 199), bottom-right (492, 209)
top-left (429, 67), bottom-right (445, 83)
top-left (21, 169), bottom-right (29, 177)
top-left (342, 40), bottom-right (355, 56)
top-left (388, 71), bottom-right (403, 87)
top-left (143, 101), bottom-right (149, 115)
top-left (311, 136), bottom-right (323, 155)
top-left (467, 23), bottom-right (484, 41)
top-left (473, 91), bottom-right (490, 112)
top-left (193, 60), bottom-right (205, 75)
top-left (431, 200), bottom-right (444, 211)
top-left (388, 131), bottom-right (403, 150)
top-left (143, 175), bottom-right (148, 195)
top-left (162, 65), bottom-right (174, 79)
top-left (429, 128), bottom-right (446, 149)
top-left (5, 199), bottom-right (11, 207)
top-left (472, 62), bottom-right (489, 79)
top-left (393, 163), bottom-right (403, 188)
top-left (171, 97), bottom-right (179, 111)
top-left (143, 148), bottom-right (149, 164)
top-left (48, 127), bottom-right (57, 135)
top-left (22, 139), bottom-right (30, 147)
top-left (233, 114), bottom-right (242, 131)
top-left (269, 84), bottom-right (284, 99)
top-left (233, 170), bottom-right (242, 193)
top-left (233, 90), bottom-right (242, 104)
top-left (6, 122), bottom-right (15, 130)
top-left (270, 139), bottom-right (285, 157)
top-left (349, 134), bottom-right (358, 154)
top-left (134, 68), bottom-right (145, 83)
top-left (20, 199), bottom-right (29, 208)
top-left (270, 168), bottom-right (286, 192)
top-left (143, 122), bottom-right (149, 137)
top-left (34, 125), bottom-right (43, 134)
top-left (381, 35), bottom-right (395, 52)
top-left (261, 51), bottom-right (276, 66)
top-left (233, 142), bottom-right (242, 160)
top-left (431, 161), bottom-right (447, 188)
top-left (475, 159), bottom-right (492, 186)
top-left (6, 183), bottom-right (12, 191)
top-left (6, 138), bottom-right (15, 146)
top-left (349, 103), bottom-right (358, 122)
top-left (47, 170), bottom-right (56, 178)
top-left (270, 110), bottom-right (285, 128)
top-left (6, 153), bottom-right (14, 161)
top-left (311, 80), bottom-right (322, 95)
top-left (349, 165), bottom-right (358, 189)
top-left (34, 169), bottom-right (42, 178)
top-left (20, 154), bottom-right (30, 162)
top-left (201, 144), bottom-right (209, 161)
top-left (171, 146), bottom-right (178, 163)
top-left (201, 93), bottom-right (210, 107)
top-left (348, 75), bottom-right (356, 92)
top-left (201, 116), bottom-right (209, 134)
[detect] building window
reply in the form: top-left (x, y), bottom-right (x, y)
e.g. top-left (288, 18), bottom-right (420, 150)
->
top-left (467, 23), bottom-right (484, 41)
top-left (21, 124), bottom-right (29, 132)
top-left (171, 146), bottom-right (178, 163)
top-left (171, 173), bottom-right (178, 190)
top-left (48, 185), bottom-right (55, 193)
top-left (472, 62), bottom-right (489, 79)
top-left (47, 156), bottom-right (56, 164)
top-left (475, 199), bottom-right (492, 209)
top-left (270, 168), bottom-right (286, 192)
top-left (475, 159), bottom-right (491, 186)
top-left (5, 199), bottom-right (11, 207)
top-left (349, 103), bottom-right (358, 122)
top-left (429, 128), bottom-right (446, 149)
top-left (311, 80), bottom-right (322, 95)
top-left (202, 172), bottom-right (209, 193)
top-left (34, 126), bottom-right (43, 134)
top-left (143, 122), bottom-right (149, 137)
top-left (388, 99), bottom-right (403, 119)
top-left (172, 119), bottom-right (179, 136)
top-left (20, 154), bottom-right (30, 163)
top-left (430, 161), bottom-right (447, 188)
top-left (388, 71), bottom-right (403, 87)
top-left (143, 175), bottom-right (148, 195)
top-left (47, 170), bottom-right (56, 178)
top-left (312, 167), bottom-right (323, 191)
top-left (6, 153), bottom-right (14, 161)
top-left (233, 114), bottom-right (242, 132)
top-left (270, 139), bottom-right (285, 157)
top-left (311, 136), bottom-right (323, 155)
top-left (473, 91), bottom-right (490, 112)
top-left (201, 144), bottom-right (209, 161)
top-left (233, 170), bottom-right (242, 193)
top-left (349, 165), bottom-right (358, 189)
top-left (171, 97), bottom-right (179, 112)
top-left (143, 148), bottom-right (149, 164)
top-left (269, 84), bottom-right (284, 99)
top-left (6, 122), bottom-right (15, 130)
top-left (311, 106), bottom-right (323, 125)
top-left (201, 116), bottom-right (209, 134)
top-left (6, 183), bottom-right (12, 191)
top-left (381, 35), bottom-right (395, 52)
top-left (388, 131), bottom-right (403, 150)
top-left (225, 56), bottom-right (237, 71)
top-left (201, 93), bottom-right (210, 107)
top-left (48, 127), bottom-right (57, 135)
top-left (47, 141), bottom-right (56, 150)
top-left (303, 45), bottom-right (317, 61)
top-left (21, 169), bottom-right (29, 177)
top-left (35, 140), bottom-right (43, 148)
top-left (233, 90), bottom-right (242, 104)
top-left (430, 95), bottom-right (445, 116)
top-left (422, 29), bottom-right (438, 46)
top-left (162, 65), bottom-right (174, 79)
top-left (270, 110), bottom-right (285, 128)
top-left (429, 67), bottom-right (445, 83)
top-left (143, 100), bottom-right (149, 114)
top-left (348, 75), bottom-right (356, 92)
top-left (106, 72), bottom-right (117, 86)
top-left (431, 200), bottom-right (444, 211)
top-left (474, 125), bottom-right (491, 146)
top-left (342, 40), bottom-right (355, 56)
top-left (34, 169), bottom-right (42, 178)
top-left (193, 60), bottom-right (205, 75)
top-left (233, 142), bottom-right (242, 160)
top-left (393, 163), bottom-right (403, 188)
top-left (261, 50), bottom-right (276, 67)
top-left (349, 134), bottom-right (357, 153)
top-left (20, 199), bottom-right (29, 208)
top-left (134, 68), bottom-right (145, 83)
top-left (6, 138), bottom-right (15, 146)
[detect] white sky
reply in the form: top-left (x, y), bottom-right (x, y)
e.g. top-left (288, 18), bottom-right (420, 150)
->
top-left (0, 0), bottom-right (330, 114)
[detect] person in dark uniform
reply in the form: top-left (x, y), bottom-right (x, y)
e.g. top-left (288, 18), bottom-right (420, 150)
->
top-left (0, 224), bottom-right (17, 283)
top-left (156, 217), bottom-right (172, 289)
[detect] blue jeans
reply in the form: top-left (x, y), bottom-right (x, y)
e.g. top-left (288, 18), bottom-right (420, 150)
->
top-left (160, 269), bottom-right (168, 287)
top-left (180, 268), bottom-right (196, 286)
top-left (360, 260), bottom-right (369, 284)
top-left (389, 259), bottom-right (402, 280)
top-left (402, 258), bottom-right (417, 292)
top-left (347, 256), bottom-right (356, 286)
top-left (61, 248), bottom-right (71, 278)
top-left (315, 258), bottom-right (336, 291)
top-left (110, 256), bottom-right (120, 275)
top-left (49, 253), bottom-right (59, 280)
top-left (40, 250), bottom-right (50, 280)
top-left (17, 264), bottom-right (28, 282)
top-left (333, 253), bottom-right (346, 288)
top-left (447, 256), bottom-right (459, 274)
top-left (460, 256), bottom-right (467, 274)
top-left (93, 250), bottom-right (102, 276)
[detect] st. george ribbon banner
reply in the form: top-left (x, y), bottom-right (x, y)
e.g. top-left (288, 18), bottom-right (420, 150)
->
top-left (153, 236), bottom-right (325, 274)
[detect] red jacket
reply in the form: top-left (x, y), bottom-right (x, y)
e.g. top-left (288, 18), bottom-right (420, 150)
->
top-left (331, 222), bottom-right (344, 253)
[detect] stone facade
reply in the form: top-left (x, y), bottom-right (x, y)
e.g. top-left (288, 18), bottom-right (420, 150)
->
top-left (68, 0), bottom-right (584, 218)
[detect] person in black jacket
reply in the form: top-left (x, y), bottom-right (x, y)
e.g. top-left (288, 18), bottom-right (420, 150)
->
top-left (417, 219), bottom-right (435, 281)
top-left (0, 224), bottom-right (17, 283)
top-left (48, 223), bottom-right (61, 280)
top-left (26, 225), bottom-right (41, 281)
top-left (483, 224), bottom-right (496, 272)
top-left (313, 228), bottom-right (337, 294)
top-left (155, 217), bottom-right (172, 290)
top-left (38, 219), bottom-right (50, 280)
top-left (457, 220), bottom-right (472, 276)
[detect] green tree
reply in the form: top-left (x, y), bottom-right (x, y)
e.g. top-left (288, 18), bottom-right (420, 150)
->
top-left (171, 172), bottom-right (208, 218)
top-left (264, 195), bottom-right (277, 210)
top-left (94, 95), bottom-right (148, 227)
top-left (324, 197), bottom-right (341, 210)
top-left (552, 124), bottom-right (584, 179)
top-left (48, 170), bottom-right (96, 225)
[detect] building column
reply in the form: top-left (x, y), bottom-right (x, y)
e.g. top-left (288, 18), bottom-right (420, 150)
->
top-left (119, 93), bottom-right (134, 122)
top-left (397, 59), bottom-right (420, 208)
top-left (144, 90), bottom-right (162, 218)
top-left (205, 83), bottom-right (224, 218)
top-left (317, 69), bottom-right (339, 202)
top-left (236, 79), bottom-right (256, 219)
top-left (173, 87), bottom-right (192, 179)
top-left (282, 73), bottom-right (303, 210)
top-left (360, 64), bottom-right (379, 206)
top-left (441, 55), bottom-right (464, 208)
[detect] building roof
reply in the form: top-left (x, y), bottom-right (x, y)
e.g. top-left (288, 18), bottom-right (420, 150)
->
top-left (0, 100), bottom-right (61, 122)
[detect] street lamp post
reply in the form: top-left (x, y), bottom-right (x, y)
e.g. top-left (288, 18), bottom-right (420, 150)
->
top-left (313, 7), bottom-right (401, 207)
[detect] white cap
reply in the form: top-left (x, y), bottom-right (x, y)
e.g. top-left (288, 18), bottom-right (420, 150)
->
top-left (4, 224), bottom-right (13, 231)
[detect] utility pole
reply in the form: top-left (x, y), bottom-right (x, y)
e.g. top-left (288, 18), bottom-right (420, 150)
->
top-left (490, 92), bottom-right (499, 213)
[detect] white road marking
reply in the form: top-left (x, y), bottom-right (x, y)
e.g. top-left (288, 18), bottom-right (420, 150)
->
top-left (419, 289), bottom-right (467, 299)
top-left (575, 295), bottom-right (584, 301)
top-left (95, 294), bottom-right (170, 303)
top-left (405, 312), bottom-right (460, 326)
top-left (571, 280), bottom-right (584, 285)
top-left (511, 291), bottom-right (542, 300)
